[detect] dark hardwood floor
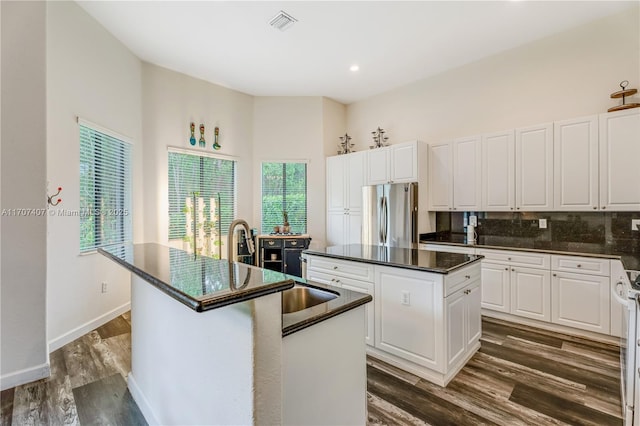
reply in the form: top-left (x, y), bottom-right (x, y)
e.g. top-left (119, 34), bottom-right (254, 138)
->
top-left (1, 313), bottom-right (622, 425)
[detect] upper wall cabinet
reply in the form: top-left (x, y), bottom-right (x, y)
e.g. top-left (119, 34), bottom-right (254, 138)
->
top-left (365, 141), bottom-right (423, 185)
top-left (428, 141), bottom-right (453, 210)
top-left (453, 136), bottom-right (482, 211)
top-left (482, 130), bottom-right (515, 211)
top-left (599, 109), bottom-right (640, 211)
top-left (516, 123), bottom-right (554, 211)
top-left (553, 115), bottom-right (599, 211)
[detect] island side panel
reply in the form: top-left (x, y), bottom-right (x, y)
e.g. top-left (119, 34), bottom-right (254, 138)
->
top-left (128, 275), bottom-right (282, 425)
top-left (282, 306), bottom-right (367, 426)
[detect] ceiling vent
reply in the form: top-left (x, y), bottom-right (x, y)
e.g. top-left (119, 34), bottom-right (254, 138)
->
top-left (269, 10), bottom-right (297, 31)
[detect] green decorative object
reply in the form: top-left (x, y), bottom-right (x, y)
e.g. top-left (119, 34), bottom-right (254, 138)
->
top-left (213, 126), bottom-right (221, 150)
top-left (199, 124), bottom-right (206, 147)
top-left (189, 122), bottom-right (196, 146)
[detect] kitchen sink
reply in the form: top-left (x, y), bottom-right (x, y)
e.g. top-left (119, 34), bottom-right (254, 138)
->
top-left (282, 285), bottom-right (337, 314)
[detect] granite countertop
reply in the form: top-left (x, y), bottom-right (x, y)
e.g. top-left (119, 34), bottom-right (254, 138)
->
top-left (281, 277), bottom-right (372, 337)
top-left (99, 243), bottom-right (295, 312)
top-left (420, 234), bottom-right (640, 271)
top-left (99, 243), bottom-right (372, 336)
top-left (303, 244), bottom-right (482, 274)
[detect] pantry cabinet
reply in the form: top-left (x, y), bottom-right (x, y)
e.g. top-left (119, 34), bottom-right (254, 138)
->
top-left (599, 109), bottom-right (640, 211)
top-left (326, 152), bottom-right (364, 245)
top-left (553, 115), bottom-right (599, 211)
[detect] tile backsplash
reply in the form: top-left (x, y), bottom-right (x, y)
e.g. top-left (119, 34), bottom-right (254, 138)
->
top-left (435, 211), bottom-right (640, 254)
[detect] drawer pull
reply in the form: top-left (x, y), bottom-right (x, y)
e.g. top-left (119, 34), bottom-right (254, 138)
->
top-left (511, 268), bottom-right (515, 272)
top-left (268, 241), bottom-right (275, 246)
top-left (553, 273), bottom-right (557, 277)
top-left (507, 257), bottom-right (512, 261)
top-left (333, 266), bottom-right (338, 270)
top-left (505, 268), bottom-right (508, 271)
top-left (465, 275), bottom-right (471, 279)
top-left (577, 264), bottom-right (582, 268)
top-left (291, 241), bottom-right (298, 246)
top-left (335, 279), bottom-right (341, 284)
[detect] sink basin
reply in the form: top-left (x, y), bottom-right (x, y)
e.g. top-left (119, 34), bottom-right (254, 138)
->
top-left (282, 285), bottom-right (338, 314)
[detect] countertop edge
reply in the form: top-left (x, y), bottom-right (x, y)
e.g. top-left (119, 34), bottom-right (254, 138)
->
top-left (98, 248), bottom-right (295, 312)
top-left (302, 249), bottom-right (482, 274)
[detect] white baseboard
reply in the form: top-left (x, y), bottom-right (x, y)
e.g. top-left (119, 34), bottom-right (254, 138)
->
top-left (48, 302), bottom-right (131, 352)
top-left (0, 362), bottom-right (51, 391)
top-left (128, 373), bottom-right (159, 425)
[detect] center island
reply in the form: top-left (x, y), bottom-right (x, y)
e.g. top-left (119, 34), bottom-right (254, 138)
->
top-left (99, 243), bottom-right (372, 426)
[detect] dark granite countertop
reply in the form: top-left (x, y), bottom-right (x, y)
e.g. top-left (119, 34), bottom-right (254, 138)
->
top-left (99, 243), bottom-right (372, 336)
top-left (420, 234), bottom-right (640, 271)
top-left (281, 277), bottom-right (372, 337)
top-left (99, 243), bottom-right (295, 312)
top-left (303, 244), bottom-right (482, 274)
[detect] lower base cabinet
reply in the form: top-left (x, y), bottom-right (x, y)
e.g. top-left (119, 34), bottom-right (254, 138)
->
top-left (445, 280), bottom-right (481, 370)
top-left (551, 271), bottom-right (610, 334)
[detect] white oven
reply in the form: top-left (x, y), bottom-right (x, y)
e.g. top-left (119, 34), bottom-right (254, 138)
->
top-left (614, 269), bottom-right (639, 426)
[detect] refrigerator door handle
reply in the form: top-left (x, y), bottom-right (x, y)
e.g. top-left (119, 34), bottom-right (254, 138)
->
top-left (382, 195), bottom-right (388, 244)
top-left (379, 196), bottom-right (385, 243)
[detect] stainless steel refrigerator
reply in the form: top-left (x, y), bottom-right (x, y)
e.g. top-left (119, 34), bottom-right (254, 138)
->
top-left (362, 182), bottom-right (418, 249)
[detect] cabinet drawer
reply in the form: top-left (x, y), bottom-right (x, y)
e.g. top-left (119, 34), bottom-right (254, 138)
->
top-left (421, 243), bottom-right (476, 255)
top-left (307, 256), bottom-right (374, 282)
top-left (551, 255), bottom-right (610, 276)
top-left (284, 238), bottom-right (306, 248)
top-left (445, 263), bottom-right (481, 297)
top-left (476, 249), bottom-right (550, 269)
top-left (261, 238), bottom-right (282, 248)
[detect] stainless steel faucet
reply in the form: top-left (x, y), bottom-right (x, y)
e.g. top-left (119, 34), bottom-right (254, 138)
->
top-left (227, 219), bottom-right (255, 262)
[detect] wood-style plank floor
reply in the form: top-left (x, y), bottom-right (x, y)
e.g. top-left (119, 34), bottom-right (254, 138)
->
top-left (1, 314), bottom-right (622, 425)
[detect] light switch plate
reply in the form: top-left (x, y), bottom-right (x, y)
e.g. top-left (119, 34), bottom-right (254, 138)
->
top-left (539, 219), bottom-right (547, 229)
top-left (401, 291), bottom-right (410, 306)
top-left (632, 219), bottom-right (640, 231)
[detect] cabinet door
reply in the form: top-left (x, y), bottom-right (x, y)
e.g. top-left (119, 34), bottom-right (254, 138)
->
top-left (551, 272), bottom-right (610, 334)
top-left (375, 266), bottom-right (444, 371)
top-left (326, 155), bottom-right (346, 211)
top-left (428, 141), bottom-right (453, 210)
top-left (445, 288), bottom-right (466, 369)
top-left (510, 266), bottom-right (551, 322)
top-left (482, 130), bottom-right (515, 211)
top-left (480, 262), bottom-right (510, 313)
top-left (341, 279), bottom-right (375, 346)
top-left (516, 123), bottom-right (553, 211)
top-left (553, 115), bottom-right (598, 211)
top-left (390, 142), bottom-right (417, 183)
top-left (599, 109), bottom-right (640, 211)
top-left (345, 212), bottom-right (362, 245)
top-left (466, 281), bottom-right (482, 347)
top-left (346, 152), bottom-right (365, 211)
top-left (453, 136), bottom-right (482, 211)
top-left (283, 249), bottom-right (303, 278)
top-left (326, 212), bottom-right (345, 246)
top-left (366, 148), bottom-right (390, 185)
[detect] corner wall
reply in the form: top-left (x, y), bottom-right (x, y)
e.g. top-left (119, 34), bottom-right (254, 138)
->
top-left (346, 7), bottom-right (640, 147)
top-left (45, 1), bottom-right (143, 351)
top-left (1, 0), bottom-right (49, 389)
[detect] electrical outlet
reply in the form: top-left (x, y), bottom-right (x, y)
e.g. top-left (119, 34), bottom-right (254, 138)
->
top-left (469, 215), bottom-right (478, 227)
top-left (401, 291), bottom-right (410, 306)
top-left (632, 219), bottom-right (640, 231)
top-left (539, 218), bottom-right (547, 229)
top-left (101, 282), bottom-right (108, 293)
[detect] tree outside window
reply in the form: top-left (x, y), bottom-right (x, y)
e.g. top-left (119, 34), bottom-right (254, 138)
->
top-left (261, 162), bottom-right (307, 234)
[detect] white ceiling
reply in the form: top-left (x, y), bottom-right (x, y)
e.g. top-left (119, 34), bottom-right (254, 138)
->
top-left (77, 1), bottom-right (636, 104)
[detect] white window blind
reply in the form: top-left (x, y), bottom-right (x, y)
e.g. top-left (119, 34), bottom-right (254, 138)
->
top-left (261, 162), bottom-right (307, 233)
top-left (168, 151), bottom-right (236, 243)
top-left (79, 123), bottom-right (132, 252)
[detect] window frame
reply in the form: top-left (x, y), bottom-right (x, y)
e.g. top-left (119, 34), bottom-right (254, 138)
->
top-left (78, 118), bottom-right (133, 254)
top-left (260, 159), bottom-right (309, 234)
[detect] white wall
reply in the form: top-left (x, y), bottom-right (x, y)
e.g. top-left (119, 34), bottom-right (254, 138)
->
top-left (46, 1), bottom-right (143, 351)
top-left (252, 97), bottom-right (329, 248)
top-left (322, 98), bottom-right (347, 157)
top-left (141, 63), bottom-right (255, 251)
top-left (346, 7), bottom-right (640, 147)
top-left (1, 0), bottom-right (49, 389)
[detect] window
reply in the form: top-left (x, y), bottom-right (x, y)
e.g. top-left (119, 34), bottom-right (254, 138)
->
top-left (168, 150), bottom-right (236, 257)
top-left (79, 122), bottom-right (132, 252)
top-left (261, 162), bottom-right (307, 234)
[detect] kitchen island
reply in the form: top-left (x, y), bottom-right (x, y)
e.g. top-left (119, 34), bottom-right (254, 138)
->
top-left (304, 244), bottom-right (483, 386)
top-left (99, 243), bottom-right (371, 425)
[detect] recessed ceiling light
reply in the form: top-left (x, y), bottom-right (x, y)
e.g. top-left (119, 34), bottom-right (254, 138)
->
top-left (269, 10), bottom-right (297, 31)
top-left (350, 65), bottom-right (360, 72)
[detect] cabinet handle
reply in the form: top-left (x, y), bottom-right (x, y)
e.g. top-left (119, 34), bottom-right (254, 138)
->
top-left (335, 279), bottom-right (341, 284)
top-left (602, 206), bottom-right (606, 210)
top-left (511, 268), bottom-right (515, 272)
top-left (510, 207), bottom-right (513, 210)
top-left (504, 267), bottom-right (509, 271)
top-left (577, 264), bottom-right (581, 268)
top-left (291, 241), bottom-right (298, 246)
top-left (333, 266), bottom-right (338, 270)
top-left (268, 241), bottom-right (275, 246)
top-left (593, 206), bottom-right (597, 210)
top-left (465, 275), bottom-right (471, 279)
top-left (331, 278), bottom-right (336, 282)
top-left (507, 257), bottom-right (512, 261)
top-left (553, 273), bottom-right (557, 277)
top-left (516, 207), bottom-right (520, 210)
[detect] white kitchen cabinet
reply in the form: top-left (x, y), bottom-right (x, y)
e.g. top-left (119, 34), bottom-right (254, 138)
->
top-left (428, 141), bottom-right (453, 211)
top-left (419, 243), bottom-right (475, 255)
top-left (599, 109), bottom-right (640, 211)
top-left (553, 115), bottom-right (599, 211)
top-left (326, 152), bottom-right (364, 245)
top-left (516, 122), bottom-right (554, 211)
top-left (551, 271), bottom-right (610, 334)
top-left (482, 130), bottom-right (515, 211)
top-left (365, 140), bottom-right (423, 185)
top-left (375, 265), bottom-right (443, 371)
top-left (453, 136), bottom-right (482, 211)
top-left (510, 266), bottom-right (551, 322)
top-left (340, 279), bottom-right (375, 346)
top-left (445, 280), bottom-right (481, 370)
top-left (480, 262), bottom-right (510, 313)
